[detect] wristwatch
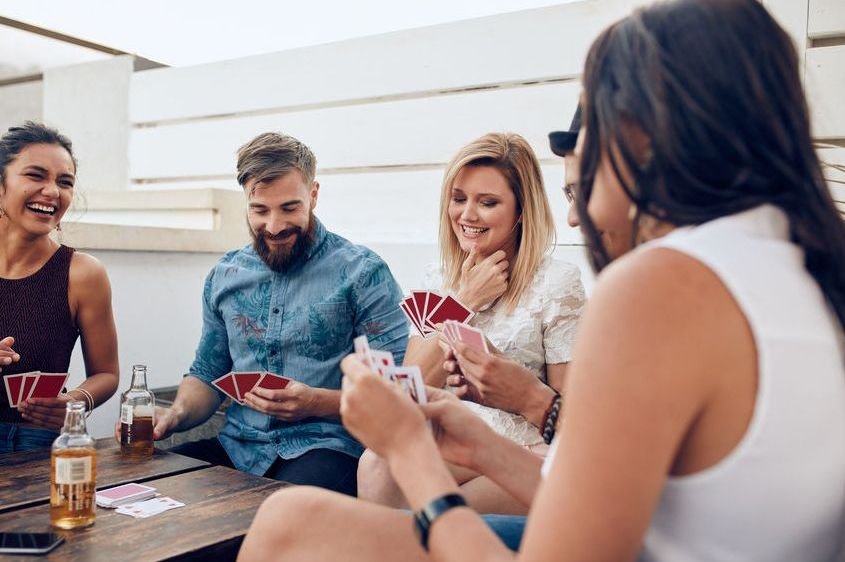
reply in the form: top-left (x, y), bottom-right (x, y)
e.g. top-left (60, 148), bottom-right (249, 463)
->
top-left (413, 493), bottom-right (468, 551)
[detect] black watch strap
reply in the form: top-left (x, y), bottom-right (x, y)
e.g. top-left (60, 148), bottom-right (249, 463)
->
top-left (413, 493), bottom-right (468, 551)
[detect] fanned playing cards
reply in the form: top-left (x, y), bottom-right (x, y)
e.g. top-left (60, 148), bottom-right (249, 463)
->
top-left (399, 290), bottom-right (474, 338)
top-left (211, 371), bottom-right (292, 405)
top-left (3, 371), bottom-right (69, 408)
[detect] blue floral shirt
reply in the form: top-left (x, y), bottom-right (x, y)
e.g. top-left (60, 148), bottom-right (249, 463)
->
top-left (187, 218), bottom-right (408, 475)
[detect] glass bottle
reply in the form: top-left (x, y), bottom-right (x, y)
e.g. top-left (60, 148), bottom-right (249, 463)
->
top-left (51, 401), bottom-right (97, 529)
top-left (119, 364), bottom-right (156, 457)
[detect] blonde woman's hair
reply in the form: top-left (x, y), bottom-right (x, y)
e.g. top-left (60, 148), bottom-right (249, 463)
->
top-left (439, 132), bottom-right (555, 313)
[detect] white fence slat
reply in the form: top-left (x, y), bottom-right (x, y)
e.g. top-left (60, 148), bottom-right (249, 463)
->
top-left (129, 81), bottom-right (581, 180)
top-left (805, 46), bottom-right (845, 140)
top-left (129, 1), bottom-right (635, 124)
top-left (808, 0), bottom-right (845, 39)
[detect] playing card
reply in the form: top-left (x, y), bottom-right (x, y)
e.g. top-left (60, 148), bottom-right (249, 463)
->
top-left (426, 295), bottom-right (474, 328)
top-left (232, 372), bottom-right (263, 401)
top-left (454, 323), bottom-right (490, 354)
top-left (96, 483), bottom-right (158, 508)
top-left (256, 372), bottom-right (291, 390)
top-left (3, 373), bottom-right (27, 408)
top-left (422, 292), bottom-right (444, 331)
top-left (400, 299), bottom-right (425, 337)
top-left (353, 335), bottom-right (374, 369)
top-left (442, 320), bottom-right (460, 345)
top-left (411, 291), bottom-right (429, 326)
top-left (29, 372), bottom-right (70, 399)
top-left (116, 496), bottom-right (185, 518)
top-left (211, 373), bottom-right (240, 403)
top-left (389, 366), bottom-right (427, 405)
top-left (19, 373), bottom-right (39, 404)
top-left (370, 350), bottom-right (395, 379)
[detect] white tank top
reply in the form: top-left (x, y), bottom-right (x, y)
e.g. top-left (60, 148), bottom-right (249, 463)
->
top-left (543, 205), bottom-right (845, 561)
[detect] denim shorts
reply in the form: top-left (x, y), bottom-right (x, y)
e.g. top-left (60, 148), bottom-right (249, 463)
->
top-left (482, 514), bottom-right (526, 551)
top-left (0, 423), bottom-right (58, 453)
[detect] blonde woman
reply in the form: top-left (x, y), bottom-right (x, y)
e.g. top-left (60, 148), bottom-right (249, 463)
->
top-left (358, 133), bottom-right (585, 514)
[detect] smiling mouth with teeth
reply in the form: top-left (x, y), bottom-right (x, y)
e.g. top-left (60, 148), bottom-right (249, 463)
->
top-left (26, 203), bottom-right (57, 216)
top-left (461, 225), bottom-right (489, 235)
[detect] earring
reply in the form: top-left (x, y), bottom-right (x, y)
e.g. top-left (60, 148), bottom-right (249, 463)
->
top-left (627, 204), bottom-right (638, 221)
top-left (55, 222), bottom-right (61, 232)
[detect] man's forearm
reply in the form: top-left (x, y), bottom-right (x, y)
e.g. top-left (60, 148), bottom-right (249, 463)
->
top-left (311, 388), bottom-right (342, 419)
top-left (170, 376), bottom-right (223, 432)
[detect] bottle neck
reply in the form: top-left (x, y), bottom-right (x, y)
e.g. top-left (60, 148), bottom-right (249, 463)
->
top-left (130, 367), bottom-right (148, 390)
top-left (62, 402), bottom-right (88, 435)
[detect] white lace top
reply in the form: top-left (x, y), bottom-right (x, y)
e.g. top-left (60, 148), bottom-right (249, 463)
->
top-left (423, 255), bottom-right (586, 446)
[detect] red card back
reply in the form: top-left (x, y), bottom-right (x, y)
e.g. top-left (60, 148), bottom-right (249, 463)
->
top-left (30, 373), bottom-right (69, 399)
top-left (234, 372), bottom-right (263, 398)
top-left (426, 295), bottom-right (473, 326)
top-left (20, 374), bottom-right (38, 403)
top-left (212, 373), bottom-right (239, 402)
top-left (4, 374), bottom-right (24, 407)
top-left (257, 373), bottom-right (290, 390)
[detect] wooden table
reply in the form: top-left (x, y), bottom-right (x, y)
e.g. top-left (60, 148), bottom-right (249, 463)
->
top-left (0, 441), bottom-right (289, 560)
top-left (0, 439), bottom-right (209, 513)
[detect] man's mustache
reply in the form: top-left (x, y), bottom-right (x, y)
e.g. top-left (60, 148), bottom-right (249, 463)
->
top-left (260, 226), bottom-right (302, 241)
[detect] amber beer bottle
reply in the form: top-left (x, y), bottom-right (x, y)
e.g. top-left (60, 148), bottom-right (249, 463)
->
top-left (51, 401), bottom-right (97, 529)
top-left (120, 364), bottom-right (156, 457)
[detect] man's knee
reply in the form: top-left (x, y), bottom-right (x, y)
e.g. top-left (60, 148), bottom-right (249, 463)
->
top-left (356, 449), bottom-right (395, 502)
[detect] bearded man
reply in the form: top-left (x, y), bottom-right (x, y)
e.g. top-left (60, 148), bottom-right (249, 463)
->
top-left (150, 132), bottom-right (408, 495)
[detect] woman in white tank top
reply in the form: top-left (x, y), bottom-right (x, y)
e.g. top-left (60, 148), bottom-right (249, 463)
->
top-left (238, 1), bottom-right (845, 561)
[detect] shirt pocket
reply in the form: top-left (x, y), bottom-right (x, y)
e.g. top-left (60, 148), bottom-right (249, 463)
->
top-left (292, 302), bottom-right (354, 361)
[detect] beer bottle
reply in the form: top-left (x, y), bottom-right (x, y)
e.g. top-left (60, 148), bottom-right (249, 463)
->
top-left (51, 400), bottom-right (97, 529)
top-left (119, 364), bottom-right (156, 457)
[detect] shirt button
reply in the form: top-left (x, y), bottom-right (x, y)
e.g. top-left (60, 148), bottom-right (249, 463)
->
top-left (272, 307), bottom-right (279, 314)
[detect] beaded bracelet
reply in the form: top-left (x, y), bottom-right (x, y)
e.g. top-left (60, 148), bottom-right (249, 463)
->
top-left (541, 392), bottom-right (563, 445)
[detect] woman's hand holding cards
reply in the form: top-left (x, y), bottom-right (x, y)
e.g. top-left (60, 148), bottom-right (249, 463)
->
top-left (339, 355), bottom-right (430, 461)
top-left (447, 342), bottom-right (551, 422)
top-left (19, 393), bottom-right (74, 430)
top-left (456, 247), bottom-right (509, 311)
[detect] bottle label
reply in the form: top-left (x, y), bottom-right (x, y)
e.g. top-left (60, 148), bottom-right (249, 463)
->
top-left (55, 456), bottom-right (92, 484)
top-left (120, 403), bottom-right (133, 425)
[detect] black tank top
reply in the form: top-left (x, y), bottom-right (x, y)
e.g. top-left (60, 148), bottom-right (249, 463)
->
top-left (0, 245), bottom-right (79, 423)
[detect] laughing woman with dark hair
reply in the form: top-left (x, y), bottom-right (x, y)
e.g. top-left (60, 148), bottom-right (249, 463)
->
top-left (239, 1), bottom-right (845, 560)
top-left (0, 122), bottom-right (119, 451)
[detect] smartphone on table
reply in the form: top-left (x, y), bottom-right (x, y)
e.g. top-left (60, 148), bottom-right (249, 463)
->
top-left (0, 532), bottom-right (64, 555)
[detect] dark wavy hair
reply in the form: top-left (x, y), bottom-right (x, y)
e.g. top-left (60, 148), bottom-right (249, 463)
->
top-left (0, 121), bottom-right (77, 184)
top-left (576, 0), bottom-right (845, 330)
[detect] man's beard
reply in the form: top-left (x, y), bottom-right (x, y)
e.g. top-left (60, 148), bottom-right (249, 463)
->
top-left (251, 213), bottom-right (316, 272)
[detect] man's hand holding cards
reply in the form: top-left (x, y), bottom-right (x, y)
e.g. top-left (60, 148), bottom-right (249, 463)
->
top-left (211, 371), bottom-right (291, 405)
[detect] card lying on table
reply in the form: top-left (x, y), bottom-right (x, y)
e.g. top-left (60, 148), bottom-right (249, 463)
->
top-left (3, 372), bottom-right (69, 408)
top-left (212, 371), bottom-right (292, 405)
top-left (115, 496), bottom-right (185, 518)
top-left (399, 291), bottom-right (474, 338)
top-left (96, 483), bottom-right (159, 508)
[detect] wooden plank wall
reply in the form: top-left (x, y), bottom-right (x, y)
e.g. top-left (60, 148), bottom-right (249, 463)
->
top-left (124, 0), bottom-right (845, 288)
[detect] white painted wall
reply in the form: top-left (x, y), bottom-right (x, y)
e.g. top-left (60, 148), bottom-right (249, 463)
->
top-left (0, 81), bottom-right (42, 132)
